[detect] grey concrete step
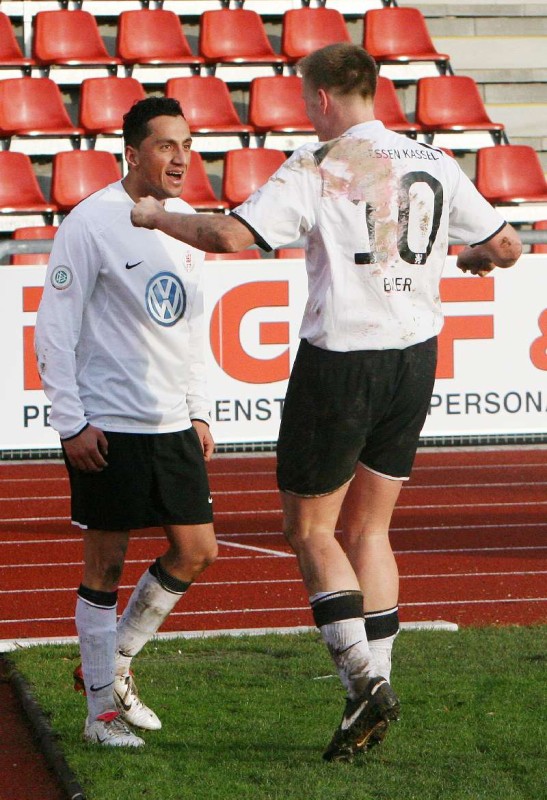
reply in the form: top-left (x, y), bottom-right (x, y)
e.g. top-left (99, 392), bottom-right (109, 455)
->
top-left (400, 1), bottom-right (547, 16)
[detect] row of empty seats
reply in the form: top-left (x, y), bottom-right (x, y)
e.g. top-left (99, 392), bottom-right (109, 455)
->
top-left (2, 145), bottom-right (547, 233)
top-left (0, 6), bottom-right (451, 85)
top-left (0, 73), bottom-right (508, 156)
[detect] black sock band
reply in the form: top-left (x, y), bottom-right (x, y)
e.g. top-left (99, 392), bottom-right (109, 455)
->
top-left (364, 607), bottom-right (399, 640)
top-left (311, 590), bottom-right (364, 628)
top-left (149, 558), bottom-right (191, 595)
top-left (77, 584), bottom-right (118, 609)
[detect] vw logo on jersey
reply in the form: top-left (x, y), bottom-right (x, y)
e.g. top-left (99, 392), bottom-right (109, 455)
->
top-left (146, 272), bottom-right (186, 327)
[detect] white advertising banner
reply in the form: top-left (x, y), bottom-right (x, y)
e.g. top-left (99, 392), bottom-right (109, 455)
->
top-left (0, 255), bottom-right (545, 451)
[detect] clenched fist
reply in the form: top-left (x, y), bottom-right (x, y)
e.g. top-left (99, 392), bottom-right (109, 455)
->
top-left (131, 196), bottom-right (165, 229)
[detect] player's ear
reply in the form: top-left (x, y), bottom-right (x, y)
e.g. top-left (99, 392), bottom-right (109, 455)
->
top-left (125, 144), bottom-right (139, 169)
top-left (318, 88), bottom-right (329, 114)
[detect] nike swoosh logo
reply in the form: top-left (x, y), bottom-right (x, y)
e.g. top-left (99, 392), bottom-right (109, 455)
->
top-left (90, 680), bottom-right (114, 693)
top-left (114, 690), bottom-right (132, 711)
top-left (340, 698), bottom-right (369, 731)
top-left (125, 260), bottom-right (143, 270)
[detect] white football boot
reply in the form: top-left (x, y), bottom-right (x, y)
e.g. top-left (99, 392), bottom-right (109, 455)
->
top-left (84, 711), bottom-right (145, 747)
top-left (114, 673), bottom-right (162, 731)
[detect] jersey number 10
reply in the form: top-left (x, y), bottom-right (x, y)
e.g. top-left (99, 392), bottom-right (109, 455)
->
top-left (355, 171), bottom-right (444, 267)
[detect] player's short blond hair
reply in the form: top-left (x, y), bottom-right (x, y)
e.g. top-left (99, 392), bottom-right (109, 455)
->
top-left (298, 43), bottom-right (378, 101)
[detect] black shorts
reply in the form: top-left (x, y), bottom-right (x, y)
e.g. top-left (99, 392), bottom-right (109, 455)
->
top-left (276, 337), bottom-right (438, 496)
top-left (63, 429), bottom-right (213, 531)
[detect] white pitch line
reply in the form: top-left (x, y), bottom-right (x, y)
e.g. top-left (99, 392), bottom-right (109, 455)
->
top-left (215, 538), bottom-right (293, 557)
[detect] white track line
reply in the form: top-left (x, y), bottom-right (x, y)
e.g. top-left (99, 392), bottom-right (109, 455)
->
top-left (3, 595), bottom-right (546, 628)
top-left (2, 544), bottom-right (546, 570)
top-left (2, 570), bottom-right (546, 596)
top-left (3, 498), bottom-right (546, 524)
top-left (2, 479), bottom-right (547, 503)
top-left (1, 521), bottom-right (545, 547)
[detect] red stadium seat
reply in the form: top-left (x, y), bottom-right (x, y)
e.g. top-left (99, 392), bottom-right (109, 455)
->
top-left (166, 76), bottom-right (252, 151)
top-left (198, 9), bottom-right (287, 82)
top-left (222, 148), bottom-right (287, 207)
top-left (205, 250), bottom-right (261, 260)
top-left (415, 76), bottom-right (507, 149)
top-left (476, 145), bottom-right (547, 204)
top-left (0, 77), bottom-right (83, 154)
top-left (80, 77), bottom-right (146, 135)
top-left (32, 10), bottom-right (120, 83)
top-left (531, 220), bottom-right (547, 254)
top-left (79, 76), bottom-right (146, 152)
top-left (51, 150), bottom-right (122, 213)
top-left (281, 7), bottom-right (351, 63)
top-left (0, 12), bottom-right (34, 77)
top-left (180, 150), bottom-right (229, 213)
top-left (475, 145), bottom-right (547, 223)
top-left (117, 9), bottom-right (203, 82)
top-left (0, 151), bottom-right (57, 230)
top-left (247, 76), bottom-right (315, 149)
top-left (10, 225), bottom-right (58, 265)
top-left (374, 76), bottom-right (422, 137)
top-left (363, 7), bottom-right (451, 81)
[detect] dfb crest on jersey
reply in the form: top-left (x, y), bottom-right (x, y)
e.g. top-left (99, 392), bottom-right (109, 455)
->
top-left (146, 272), bottom-right (186, 327)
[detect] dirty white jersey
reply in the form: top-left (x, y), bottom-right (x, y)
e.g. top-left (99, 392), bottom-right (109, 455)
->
top-left (232, 120), bottom-right (506, 351)
top-left (35, 181), bottom-right (210, 440)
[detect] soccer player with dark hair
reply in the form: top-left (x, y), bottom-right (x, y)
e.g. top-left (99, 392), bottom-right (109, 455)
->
top-left (35, 97), bottom-right (218, 747)
top-left (131, 45), bottom-right (521, 761)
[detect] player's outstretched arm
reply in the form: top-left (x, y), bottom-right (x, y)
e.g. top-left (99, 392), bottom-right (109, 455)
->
top-left (457, 223), bottom-right (522, 277)
top-left (131, 196), bottom-right (255, 253)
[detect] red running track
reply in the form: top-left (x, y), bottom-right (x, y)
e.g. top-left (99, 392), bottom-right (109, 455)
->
top-left (0, 448), bottom-right (546, 645)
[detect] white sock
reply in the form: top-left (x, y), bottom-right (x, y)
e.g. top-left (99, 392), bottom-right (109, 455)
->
top-left (364, 607), bottom-right (400, 683)
top-left (116, 567), bottom-right (186, 676)
top-left (75, 593), bottom-right (117, 720)
top-left (320, 618), bottom-right (379, 699)
top-left (368, 633), bottom-right (398, 682)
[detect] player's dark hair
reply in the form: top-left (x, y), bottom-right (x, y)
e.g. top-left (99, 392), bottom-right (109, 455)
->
top-left (123, 96), bottom-right (185, 148)
top-left (298, 43), bottom-right (378, 101)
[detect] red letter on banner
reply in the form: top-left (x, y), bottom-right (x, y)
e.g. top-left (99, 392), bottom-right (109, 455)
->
top-left (23, 286), bottom-right (43, 390)
top-left (530, 309), bottom-right (547, 370)
top-left (436, 277), bottom-right (495, 379)
top-left (210, 281), bottom-right (290, 383)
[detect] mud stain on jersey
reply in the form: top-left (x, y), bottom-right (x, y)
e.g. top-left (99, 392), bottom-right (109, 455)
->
top-left (318, 137), bottom-right (400, 270)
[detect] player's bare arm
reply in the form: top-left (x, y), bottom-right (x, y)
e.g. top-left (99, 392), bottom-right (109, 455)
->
top-left (62, 424), bottom-right (109, 473)
top-left (131, 196), bottom-right (255, 253)
top-left (457, 222), bottom-right (522, 277)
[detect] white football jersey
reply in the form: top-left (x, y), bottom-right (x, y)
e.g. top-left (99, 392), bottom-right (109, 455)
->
top-left (35, 181), bottom-right (210, 439)
top-left (233, 120), bottom-right (506, 351)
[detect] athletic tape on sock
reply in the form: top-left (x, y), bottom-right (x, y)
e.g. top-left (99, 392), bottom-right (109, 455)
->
top-left (364, 607), bottom-right (400, 640)
top-left (77, 584), bottom-right (118, 609)
top-left (311, 590), bottom-right (364, 628)
top-left (149, 558), bottom-right (191, 595)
